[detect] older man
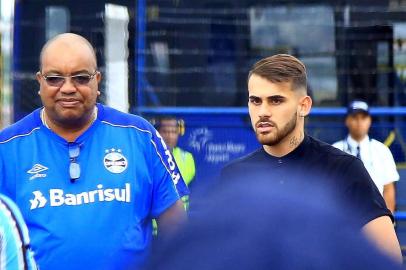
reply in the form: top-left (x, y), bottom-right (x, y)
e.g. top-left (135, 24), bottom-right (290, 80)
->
top-left (0, 33), bottom-right (187, 270)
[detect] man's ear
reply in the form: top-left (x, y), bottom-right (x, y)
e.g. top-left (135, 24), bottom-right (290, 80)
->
top-left (298, 95), bottom-right (312, 117)
top-left (345, 116), bottom-right (351, 129)
top-left (96, 72), bottom-right (102, 96)
top-left (36, 72), bottom-right (42, 84)
top-left (96, 71), bottom-right (102, 84)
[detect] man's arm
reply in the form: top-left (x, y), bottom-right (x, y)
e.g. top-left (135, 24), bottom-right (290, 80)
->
top-left (156, 200), bottom-right (187, 239)
top-left (362, 216), bottom-right (402, 263)
top-left (383, 182), bottom-right (396, 213)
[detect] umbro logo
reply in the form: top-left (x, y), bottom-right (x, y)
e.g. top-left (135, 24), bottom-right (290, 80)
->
top-left (27, 164), bottom-right (48, 180)
top-left (30, 191), bottom-right (47, 210)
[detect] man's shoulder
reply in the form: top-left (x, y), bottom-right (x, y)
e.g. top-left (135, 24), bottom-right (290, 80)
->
top-left (331, 139), bottom-right (345, 150)
top-left (174, 147), bottom-right (194, 159)
top-left (222, 148), bottom-right (264, 170)
top-left (0, 109), bottom-right (42, 143)
top-left (98, 104), bottom-right (155, 134)
top-left (305, 136), bottom-right (355, 164)
top-left (369, 138), bottom-right (395, 157)
top-left (308, 136), bottom-right (353, 158)
top-left (219, 149), bottom-right (265, 184)
top-left (370, 138), bottom-right (390, 150)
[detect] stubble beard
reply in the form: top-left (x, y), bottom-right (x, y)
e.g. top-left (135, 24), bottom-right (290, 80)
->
top-left (255, 112), bottom-right (297, 146)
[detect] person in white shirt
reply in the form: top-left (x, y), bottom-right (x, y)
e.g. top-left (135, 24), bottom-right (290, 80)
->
top-left (333, 100), bottom-right (399, 213)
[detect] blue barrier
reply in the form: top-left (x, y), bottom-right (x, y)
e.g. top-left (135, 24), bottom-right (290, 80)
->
top-left (395, 211), bottom-right (406, 220)
top-left (138, 106), bottom-right (406, 116)
top-left (138, 107), bottom-right (406, 185)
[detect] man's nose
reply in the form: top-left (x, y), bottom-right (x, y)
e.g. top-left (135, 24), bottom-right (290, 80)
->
top-left (59, 77), bottom-right (77, 93)
top-left (258, 103), bottom-right (271, 117)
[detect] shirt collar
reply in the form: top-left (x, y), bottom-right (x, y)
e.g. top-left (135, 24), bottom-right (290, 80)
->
top-left (261, 134), bottom-right (309, 163)
top-left (347, 135), bottom-right (369, 148)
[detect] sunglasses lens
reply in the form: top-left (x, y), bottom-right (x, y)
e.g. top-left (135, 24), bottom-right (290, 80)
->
top-left (42, 72), bottom-right (96, 87)
top-left (69, 146), bottom-right (80, 158)
top-left (72, 75), bottom-right (92, 85)
top-left (45, 76), bottom-right (64, 86)
top-left (68, 144), bottom-right (81, 180)
top-left (69, 162), bottom-right (80, 179)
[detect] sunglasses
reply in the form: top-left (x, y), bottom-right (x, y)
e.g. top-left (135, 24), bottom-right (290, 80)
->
top-left (39, 71), bottom-right (98, 87)
top-left (68, 143), bottom-right (81, 182)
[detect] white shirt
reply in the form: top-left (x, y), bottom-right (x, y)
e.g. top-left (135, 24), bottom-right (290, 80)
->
top-left (332, 135), bottom-right (399, 195)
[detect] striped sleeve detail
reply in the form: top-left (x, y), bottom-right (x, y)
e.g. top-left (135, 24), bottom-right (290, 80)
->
top-left (0, 128), bottom-right (41, 144)
top-left (0, 199), bottom-right (25, 270)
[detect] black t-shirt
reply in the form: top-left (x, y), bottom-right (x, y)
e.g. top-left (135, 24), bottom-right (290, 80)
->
top-left (220, 135), bottom-right (392, 226)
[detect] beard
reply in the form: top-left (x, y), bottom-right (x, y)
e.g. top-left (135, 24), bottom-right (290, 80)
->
top-left (254, 112), bottom-right (297, 146)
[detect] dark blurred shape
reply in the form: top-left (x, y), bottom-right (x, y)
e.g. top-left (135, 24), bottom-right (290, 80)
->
top-left (148, 180), bottom-right (402, 270)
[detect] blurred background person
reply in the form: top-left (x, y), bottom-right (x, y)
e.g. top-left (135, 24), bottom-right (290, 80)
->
top-left (333, 100), bottom-right (400, 213)
top-left (155, 116), bottom-right (196, 209)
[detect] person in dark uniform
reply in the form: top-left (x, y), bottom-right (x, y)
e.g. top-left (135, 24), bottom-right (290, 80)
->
top-left (220, 54), bottom-right (401, 263)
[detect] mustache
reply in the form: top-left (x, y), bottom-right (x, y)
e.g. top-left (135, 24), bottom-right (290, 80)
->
top-left (255, 118), bottom-right (276, 128)
top-left (56, 93), bottom-right (82, 101)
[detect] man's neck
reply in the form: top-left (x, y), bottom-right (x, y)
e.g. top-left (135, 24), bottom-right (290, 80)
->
top-left (263, 130), bottom-right (304, 158)
top-left (42, 108), bottom-right (97, 142)
top-left (349, 134), bottom-right (367, 143)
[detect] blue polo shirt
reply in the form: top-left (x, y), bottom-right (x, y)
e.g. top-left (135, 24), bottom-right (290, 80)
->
top-left (0, 104), bottom-right (188, 270)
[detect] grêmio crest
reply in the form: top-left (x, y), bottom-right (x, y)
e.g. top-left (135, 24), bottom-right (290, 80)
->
top-left (103, 148), bottom-right (128, 174)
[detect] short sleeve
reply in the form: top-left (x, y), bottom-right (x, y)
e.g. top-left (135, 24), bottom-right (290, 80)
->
top-left (380, 145), bottom-right (400, 185)
top-left (342, 158), bottom-right (393, 225)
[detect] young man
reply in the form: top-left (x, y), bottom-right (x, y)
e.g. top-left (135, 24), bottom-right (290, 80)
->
top-left (221, 54), bottom-right (402, 263)
top-left (333, 101), bottom-right (399, 213)
top-left (0, 33), bottom-right (188, 270)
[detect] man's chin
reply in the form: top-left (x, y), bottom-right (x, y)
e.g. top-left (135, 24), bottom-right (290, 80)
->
top-left (56, 111), bottom-right (82, 120)
top-left (53, 110), bottom-right (90, 126)
top-left (256, 133), bottom-right (278, 146)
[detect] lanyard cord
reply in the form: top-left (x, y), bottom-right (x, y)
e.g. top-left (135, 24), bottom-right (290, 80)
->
top-left (344, 136), bottom-right (373, 167)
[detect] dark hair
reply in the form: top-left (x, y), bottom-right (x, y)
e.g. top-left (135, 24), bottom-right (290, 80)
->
top-left (248, 54), bottom-right (307, 92)
top-left (153, 116), bottom-right (178, 131)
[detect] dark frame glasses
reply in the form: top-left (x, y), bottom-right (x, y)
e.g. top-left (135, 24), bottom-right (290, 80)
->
top-left (68, 143), bottom-right (81, 182)
top-left (39, 70), bottom-right (98, 87)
